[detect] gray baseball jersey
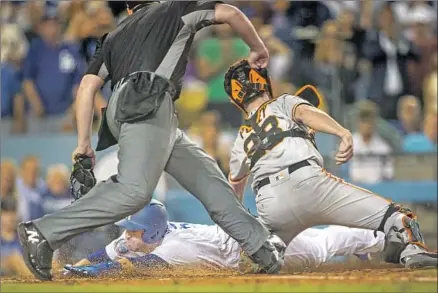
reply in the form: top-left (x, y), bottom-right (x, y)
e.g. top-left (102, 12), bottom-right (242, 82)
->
top-left (229, 94), bottom-right (324, 189)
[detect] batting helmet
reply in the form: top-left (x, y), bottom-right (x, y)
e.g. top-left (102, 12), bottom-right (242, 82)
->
top-left (115, 199), bottom-right (169, 244)
top-left (224, 59), bottom-right (273, 113)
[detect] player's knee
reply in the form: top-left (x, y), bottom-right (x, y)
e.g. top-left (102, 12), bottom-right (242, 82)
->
top-left (113, 175), bottom-right (154, 206)
top-left (379, 203), bottom-right (427, 264)
top-left (377, 203), bottom-right (417, 233)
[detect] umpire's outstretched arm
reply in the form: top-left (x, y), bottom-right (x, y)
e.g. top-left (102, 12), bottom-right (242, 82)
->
top-left (215, 4), bottom-right (269, 69)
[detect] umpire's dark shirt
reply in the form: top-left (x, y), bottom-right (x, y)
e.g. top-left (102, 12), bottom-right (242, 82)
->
top-left (86, 1), bottom-right (222, 99)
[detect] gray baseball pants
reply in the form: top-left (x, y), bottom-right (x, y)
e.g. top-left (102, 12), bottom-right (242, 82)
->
top-left (34, 93), bottom-right (269, 255)
top-left (256, 161), bottom-right (427, 261)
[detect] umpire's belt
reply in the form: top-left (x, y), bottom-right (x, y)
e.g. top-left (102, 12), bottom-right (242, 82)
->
top-left (255, 160), bottom-right (311, 193)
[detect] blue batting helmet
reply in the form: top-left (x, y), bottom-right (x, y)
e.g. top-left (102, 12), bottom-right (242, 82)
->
top-left (115, 199), bottom-right (169, 244)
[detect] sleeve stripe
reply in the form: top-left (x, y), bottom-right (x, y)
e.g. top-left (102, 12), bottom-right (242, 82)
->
top-left (97, 63), bottom-right (109, 80)
top-left (291, 102), bottom-right (310, 122)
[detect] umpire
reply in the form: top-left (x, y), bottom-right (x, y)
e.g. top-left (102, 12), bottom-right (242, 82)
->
top-left (18, 1), bottom-right (285, 280)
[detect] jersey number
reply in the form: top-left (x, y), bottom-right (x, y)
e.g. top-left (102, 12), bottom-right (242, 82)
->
top-left (243, 116), bottom-right (283, 157)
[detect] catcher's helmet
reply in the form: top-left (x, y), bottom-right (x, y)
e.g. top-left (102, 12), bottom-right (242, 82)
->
top-left (224, 60), bottom-right (273, 113)
top-left (115, 199), bottom-right (169, 244)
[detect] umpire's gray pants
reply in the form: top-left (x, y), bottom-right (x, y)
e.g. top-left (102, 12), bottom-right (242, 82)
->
top-left (256, 161), bottom-right (427, 261)
top-left (34, 93), bottom-right (269, 255)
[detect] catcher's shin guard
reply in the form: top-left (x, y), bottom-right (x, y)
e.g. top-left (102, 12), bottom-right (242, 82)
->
top-left (378, 203), bottom-right (427, 264)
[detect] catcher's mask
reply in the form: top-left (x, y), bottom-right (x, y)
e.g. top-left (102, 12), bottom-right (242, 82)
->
top-left (224, 60), bottom-right (273, 114)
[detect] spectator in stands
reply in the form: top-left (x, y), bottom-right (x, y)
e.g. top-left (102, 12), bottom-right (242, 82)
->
top-left (195, 24), bottom-right (249, 126)
top-left (285, 1), bottom-right (333, 87)
top-left (0, 1), bottom-right (40, 42)
top-left (22, 8), bottom-right (85, 134)
top-left (349, 101), bottom-right (394, 184)
top-left (313, 20), bottom-right (344, 114)
top-left (393, 0), bottom-right (436, 29)
top-left (64, 1), bottom-right (115, 61)
top-left (270, 0), bottom-right (294, 47)
top-left (41, 164), bottom-right (71, 216)
top-left (403, 110), bottom-right (437, 153)
top-left (423, 52), bottom-right (438, 113)
top-left (196, 24), bottom-right (249, 104)
top-left (1, 23), bottom-right (28, 134)
top-left (19, 1), bottom-right (46, 42)
top-left (0, 200), bottom-right (32, 277)
top-left (395, 95), bottom-right (422, 135)
top-left (406, 4), bottom-right (437, 99)
top-left (176, 79), bottom-right (209, 130)
top-left (336, 1), bottom-right (372, 58)
top-left (244, 9), bottom-right (292, 82)
top-left (16, 155), bottom-right (46, 222)
top-left (1, 160), bottom-right (17, 206)
top-left (424, 110), bottom-right (437, 145)
top-left (362, 2), bottom-right (419, 120)
top-left (271, 80), bottom-right (296, 100)
top-left (286, 1), bottom-right (332, 59)
top-left (313, 20), bottom-right (358, 117)
top-left (188, 111), bottom-right (232, 176)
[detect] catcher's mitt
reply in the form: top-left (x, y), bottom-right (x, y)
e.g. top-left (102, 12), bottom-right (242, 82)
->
top-left (70, 155), bottom-right (96, 201)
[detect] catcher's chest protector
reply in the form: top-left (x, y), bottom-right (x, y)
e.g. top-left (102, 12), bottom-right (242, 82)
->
top-left (242, 105), bottom-right (317, 170)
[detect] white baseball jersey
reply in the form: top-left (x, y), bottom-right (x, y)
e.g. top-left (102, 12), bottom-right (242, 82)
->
top-left (229, 94), bottom-right (324, 188)
top-left (105, 221), bottom-right (241, 269)
top-left (104, 222), bottom-right (384, 270)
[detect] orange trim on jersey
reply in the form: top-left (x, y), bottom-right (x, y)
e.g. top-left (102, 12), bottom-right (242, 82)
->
top-left (294, 84), bottom-right (323, 109)
top-left (239, 125), bottom-right (252, 133)
top-left (291, 102), bottom-right (310, 122)
top-left (322, 169), bottom-right (392, 203)
top-left (255, 98), bottom-right (277, 123)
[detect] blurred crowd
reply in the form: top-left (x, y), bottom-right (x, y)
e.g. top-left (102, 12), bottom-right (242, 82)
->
top-left (1, 156), bottom-right (119, 276)
top-left (1, 0), bottom-right (437, 277)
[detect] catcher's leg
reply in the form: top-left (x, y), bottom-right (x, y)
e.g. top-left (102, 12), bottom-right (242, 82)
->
top-left (305, 170), bottom-right (437, 269)
top-left (165, 131), bottom-right (284, 274)
top-left (378, 203), bottom-right (437, 268)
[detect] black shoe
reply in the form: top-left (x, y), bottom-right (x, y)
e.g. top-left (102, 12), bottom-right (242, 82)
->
top-left (403, 252), bottom-right (438, 269)
top-left (17, 222), bottom-right (54, 281)
top-left (249, 234), bottom-right (286, 274)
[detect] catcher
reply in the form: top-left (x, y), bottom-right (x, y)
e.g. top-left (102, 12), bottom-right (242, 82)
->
top-left (63, 199), bottom-right (385, 277)
top-left (225, 59), bottom-right (437, 269)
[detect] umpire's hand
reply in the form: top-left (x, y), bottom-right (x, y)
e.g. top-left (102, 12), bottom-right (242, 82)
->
top-left (72, 145), bottom-right (96, 166)
top-left (248, 46), bottom-right (269, 69)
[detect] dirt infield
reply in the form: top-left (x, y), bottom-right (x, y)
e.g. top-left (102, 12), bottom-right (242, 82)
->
top-left (2, 265), bottom-right (437, 292)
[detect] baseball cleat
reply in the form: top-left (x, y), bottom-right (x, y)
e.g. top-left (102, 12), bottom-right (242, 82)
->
top-left (403, 252), bottom-right (438, 269)
top-left (17, 222), bottom-right (54, 281)
top-left (354, 253), bottom-right (372, 262)
top-left (249, 234), bottom-right (286, 274)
